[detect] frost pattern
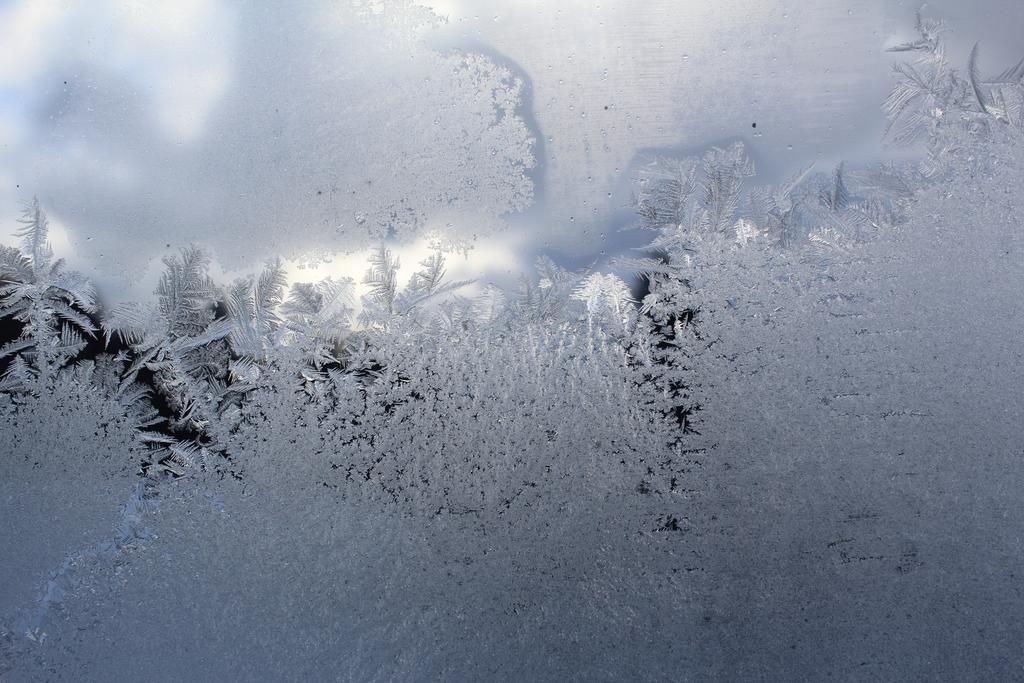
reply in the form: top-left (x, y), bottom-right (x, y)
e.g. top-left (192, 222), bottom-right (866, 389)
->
top-left (3, 9), bottom-right (1024, 681)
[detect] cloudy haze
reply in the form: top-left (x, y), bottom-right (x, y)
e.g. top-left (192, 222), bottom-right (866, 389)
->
top-left (1, 0), bottom-right (1022, 289)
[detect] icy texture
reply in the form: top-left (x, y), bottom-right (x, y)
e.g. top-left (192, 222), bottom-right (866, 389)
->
top-left (2, 8), bottom-right (1024, 681)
